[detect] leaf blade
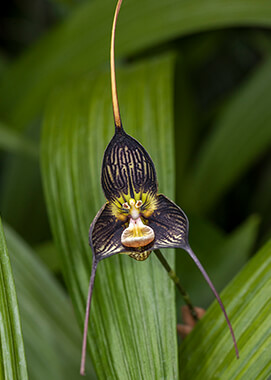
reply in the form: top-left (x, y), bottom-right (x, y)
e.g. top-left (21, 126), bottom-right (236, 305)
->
top-left (0, 218), bottom-right (28, 380)
top-left (2, 0), bottom-right (271, 127)
top-left (42, 55), bottom-right (177, 379)
top-left (184, 57), bottom-right (271, 213)
top-left (0, 122), bottom-right (38, 158)
top-left (180, 240), bottom-right (271, 379)
top-left (4, 223), bottom-right (96, 380)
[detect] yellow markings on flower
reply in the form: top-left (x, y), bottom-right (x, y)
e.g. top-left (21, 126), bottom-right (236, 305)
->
top-left (129, 251), bottom-right (152, 261)
top-left (109, 192), bottom-right (157, 248)
top-left (113, 197), bottom-right (155, 248)
top-left (110, 191), bottom-right (157, 221)
top-left (119, 250), bottom-right (152, 261)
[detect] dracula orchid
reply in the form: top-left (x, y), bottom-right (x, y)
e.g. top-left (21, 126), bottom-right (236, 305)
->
top-left (80, 0), bottom-right (239, 375)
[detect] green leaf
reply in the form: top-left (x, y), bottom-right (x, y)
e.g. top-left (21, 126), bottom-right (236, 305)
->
top-left (174, 55), bottom-right (199, 181)
top-left (179, 239), bottom-right (271, 379)
top-left (42, 55), bottom-right (177, 379)
top-left (0, 218), bottom-right (28, 380)
top-left (34, 240), bottom-right (62, 273)
top-left (0, 122), bottom-right (38, 158)
top-left (0, 154), bottom-right (50, 245)
top-left (4, 223), bottom-right (96, 380)
top-left (0, 123), bottom-right (50, 245)
top-left (2, 0), bottom-right (271, 128)
top-left (184, 57), bottom-right (271, 213)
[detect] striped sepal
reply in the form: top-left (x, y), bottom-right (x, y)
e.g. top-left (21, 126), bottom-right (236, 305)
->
top-left (149, 194), bottom-right (189, 250)
top-left (101, 129), bottom-right (157, 202)
top-left (89, 203), bottom-right (127, 260)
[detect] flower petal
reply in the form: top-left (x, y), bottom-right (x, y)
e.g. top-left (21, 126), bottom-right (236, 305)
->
top-left (148, 194), bottom-right (189, 250)
top-left (89, 203), bottom-right (127, 260)
top-left (101, 129), bottom-right (157, 202)
top-left (121, 217), bottom-right (155, 248)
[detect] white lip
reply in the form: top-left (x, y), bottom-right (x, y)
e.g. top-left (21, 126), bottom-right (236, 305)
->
top-left (121, 217), bottom-right (155, 248)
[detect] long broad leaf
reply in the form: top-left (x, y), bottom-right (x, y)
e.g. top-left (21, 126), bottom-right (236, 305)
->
top-left (0, 218), bottom-right (28, 380)
top-left (180, 240), bottom-right (271, 379)
top-left (2, 0), bottom-right (271, 128)
top-left (183, 57), bottom-right (271, 213)
top-left (42, 55), bottom-right (177, 378)
top-left (4, 223), bottom-right (95, 380)
top-left (0, 122), bottom-right (38, 158)
top-left (0, 151), bottom-right (49, 244)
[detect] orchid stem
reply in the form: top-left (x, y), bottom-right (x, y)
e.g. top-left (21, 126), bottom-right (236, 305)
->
top-left (111, 0), bottom-right (123, 130)
top-left (154, 249), bottom-right (198, 322)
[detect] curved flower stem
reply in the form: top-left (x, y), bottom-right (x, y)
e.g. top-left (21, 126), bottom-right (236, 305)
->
top-left (154, 249), bottom-right (198, 322)
top-left (111, 0), bottom-right (123, 130)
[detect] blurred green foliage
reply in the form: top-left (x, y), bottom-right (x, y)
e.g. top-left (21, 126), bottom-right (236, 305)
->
top-left (0, 0), bottom-right (271, 379)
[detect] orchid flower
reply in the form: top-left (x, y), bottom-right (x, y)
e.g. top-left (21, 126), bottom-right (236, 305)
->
top-left (80, 0), bottom-right (239, 375)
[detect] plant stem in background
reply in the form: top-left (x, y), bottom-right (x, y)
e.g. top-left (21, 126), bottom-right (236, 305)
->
top-left (154, 249), bottom-right (198, 322)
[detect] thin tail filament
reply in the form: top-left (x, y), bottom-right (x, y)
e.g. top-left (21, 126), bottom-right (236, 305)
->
top-left (80, 259), bottom-right (98, 375)
top-left (186, 245), bottom-right (239, 358)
